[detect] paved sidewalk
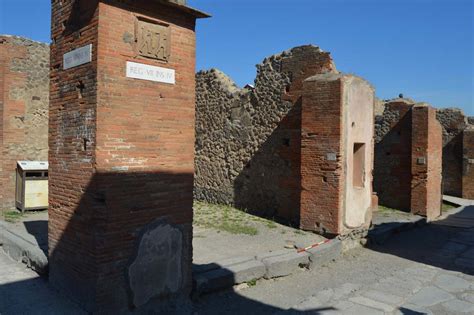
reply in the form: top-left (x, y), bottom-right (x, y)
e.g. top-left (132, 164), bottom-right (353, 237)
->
top-left (195, 224), bottom-right (474, 314)
top-left (286, 229), bottom-right (474, 314)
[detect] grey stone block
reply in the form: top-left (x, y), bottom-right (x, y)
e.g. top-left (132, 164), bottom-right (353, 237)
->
top-left (194, 259), bottom-right (265, 294)
top-left (406, 286), bottom-right (454, 307)
top-left (434, 274), bottom-right (471, 292)
top-left (261, 251), bottom-right (309, 279)
top-left (442, 299), bottom-right (474, 313)
top-left (0, 225), bottom-right (48, 274)
top-left (227, 259), bottom-right (266, 284)
top-left (307, 239), bottom-right (341, 269)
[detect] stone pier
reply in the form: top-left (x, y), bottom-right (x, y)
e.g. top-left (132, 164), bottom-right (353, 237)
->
top-left (300, 73), bottom-right (375, 235)
top-left (374, 99), bottom-right (443, 219)
top-left (48, 0), bottom-right (208, 312)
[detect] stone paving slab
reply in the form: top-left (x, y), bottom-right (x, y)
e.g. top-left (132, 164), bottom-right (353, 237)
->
top-left (443, 195), bottom-right (474, 207)
top-left (406, 286), bottom-right (455, 307)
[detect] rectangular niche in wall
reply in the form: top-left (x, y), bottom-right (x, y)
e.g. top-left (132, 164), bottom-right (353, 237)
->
top-left (353, 143), bottom-right (366, 188)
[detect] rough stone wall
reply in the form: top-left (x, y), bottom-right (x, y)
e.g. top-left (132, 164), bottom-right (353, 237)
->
top-left (436, 108), bottom-right (468, 197)
top-left (0, 35), bottom-right (49, 210)
top-left (411, 104), bottom-right (442, 219)
top-left (462, 127), bottom-right (474, 199)
top-left (374, 99), bottom-right (414, 210)
top-left (195, 45), bottom-right (337, 223)
top-left (49, 0), bottom-right (199, 312)
top-left (374, 97), bottom-right (385, 116)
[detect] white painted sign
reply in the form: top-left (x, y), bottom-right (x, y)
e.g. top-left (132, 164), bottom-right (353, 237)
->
top-left (63, 44), bottom-right (92, 70)
top-left (126, 61), bottom-right (175, 84)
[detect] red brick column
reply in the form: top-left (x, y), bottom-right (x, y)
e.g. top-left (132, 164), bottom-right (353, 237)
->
top-left (49, 1), bottom-right (208, 312)
top-left (300, 73), bottom-right (374, 235)
top-left (462, 127), bottom-right (474, 199)
top-left (300, 74), bottom-right (343, 234)
top-left (411, 104), bottom-right (442, 219)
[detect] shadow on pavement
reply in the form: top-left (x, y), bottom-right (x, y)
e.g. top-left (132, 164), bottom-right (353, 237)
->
top-left (23, 220), bottom-right (48, 255)
top-left (368, 205), bottom-right (474, 276)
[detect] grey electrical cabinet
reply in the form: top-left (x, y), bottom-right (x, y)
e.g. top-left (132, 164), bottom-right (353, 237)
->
top-left (15, 161), bottom-right (49, 212)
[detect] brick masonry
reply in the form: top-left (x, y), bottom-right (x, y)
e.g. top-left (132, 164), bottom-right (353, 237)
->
top-left (376, 104), bottom-right (473, 200)
top-left (462, 126), bottom-right (474, 199)
top-left (411, 104), bottom-right (442, 218)
top-left (48, 0), bottom-right (206, 312)
top-left (436, 108), bottom-right (472, 197)
top-left (301, 73), bottom-right (374, 235)
top-left (0, 36), bottom-right (49, 210)
top-left (195, 45), bottom-right (338, 224)
top-left (374, 99), bottom-right (443, 219)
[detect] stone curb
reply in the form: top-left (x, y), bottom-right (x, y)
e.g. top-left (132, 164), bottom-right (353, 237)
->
top-left (261, 251), bottom-right (310, 279)
top-left (194, 259), bottom-right (265, 294)
top-left (193, 238), bottom-right (342, 295)
top-left (307, 238), bottom-right (342, 268)
top-left (0, 221), bottom-right (48, 274)
top-left (367, 217), bottom-right (426, 245)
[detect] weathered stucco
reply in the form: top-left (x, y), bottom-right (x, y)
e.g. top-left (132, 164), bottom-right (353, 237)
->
top-left (128, 219), bottom-right (184, 307)
top-left (343, 76), bottom-right (374, 229)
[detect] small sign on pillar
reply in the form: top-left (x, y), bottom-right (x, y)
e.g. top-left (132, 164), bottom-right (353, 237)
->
top-left (63, 44), bottom-right (92, 70)
top-left (126, 61), bottom-right (175, 84)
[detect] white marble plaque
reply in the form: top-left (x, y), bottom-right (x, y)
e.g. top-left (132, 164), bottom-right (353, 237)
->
top-left (63, 44), bottom-right (92, 70)
top-left (126, 61), bottom-right (175, 84)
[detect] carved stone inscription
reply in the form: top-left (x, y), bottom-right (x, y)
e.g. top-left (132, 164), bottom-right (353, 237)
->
top-left (136, 19), bottom-right (170, 61)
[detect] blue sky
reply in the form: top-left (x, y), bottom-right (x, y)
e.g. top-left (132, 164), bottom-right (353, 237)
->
top-left (1, 0), bottom-right (473, 114)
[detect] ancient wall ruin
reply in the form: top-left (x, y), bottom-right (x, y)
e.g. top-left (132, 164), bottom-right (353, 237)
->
top-left (300, 73), bottom-right (374, 235)
top-left (48, 0), bottom-right (206, 312)
top-left (374, 99), bottom-right (414, 210)
top-left (374, 99), bottom-right (443, 218)
top-left (463, 126), bottom-right (474, 199)
top-left (436, 108), bottom-right (470, 197)
top-left (195, 45), bottom-right (337, 223)
top-left (0, 35), bottom-right (49, 210)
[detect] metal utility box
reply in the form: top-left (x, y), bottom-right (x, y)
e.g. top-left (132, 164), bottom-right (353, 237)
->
top-left (16, 161), bottom-right (49, 212)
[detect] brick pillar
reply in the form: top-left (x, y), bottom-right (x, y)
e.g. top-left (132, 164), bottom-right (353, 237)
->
top-left (300, 73), bottom-right (374, 235)
top-left (411, 104), bottom-right (442, 219)
top-left (462, 127), bottom-right (474, 199)
top-left (49, 0), bottom-right (208, 312)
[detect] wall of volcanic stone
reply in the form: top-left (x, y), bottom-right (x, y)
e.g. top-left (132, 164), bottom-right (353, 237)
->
top-left (194, 45), bottom-right (337, 223)
top-left (436, 108), bottom-right (470, 197)
top-left (0, 35), bottom-right (49, 210)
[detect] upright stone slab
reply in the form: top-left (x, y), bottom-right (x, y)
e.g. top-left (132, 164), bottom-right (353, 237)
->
top-left (300, 73), bottom-right (374, 235)
top-left (411, 104), bottom-right (442, 219)
top-left (462, 126), bottom-right (474, 199)
top-left (49, 0), bottom-right (208, 312)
